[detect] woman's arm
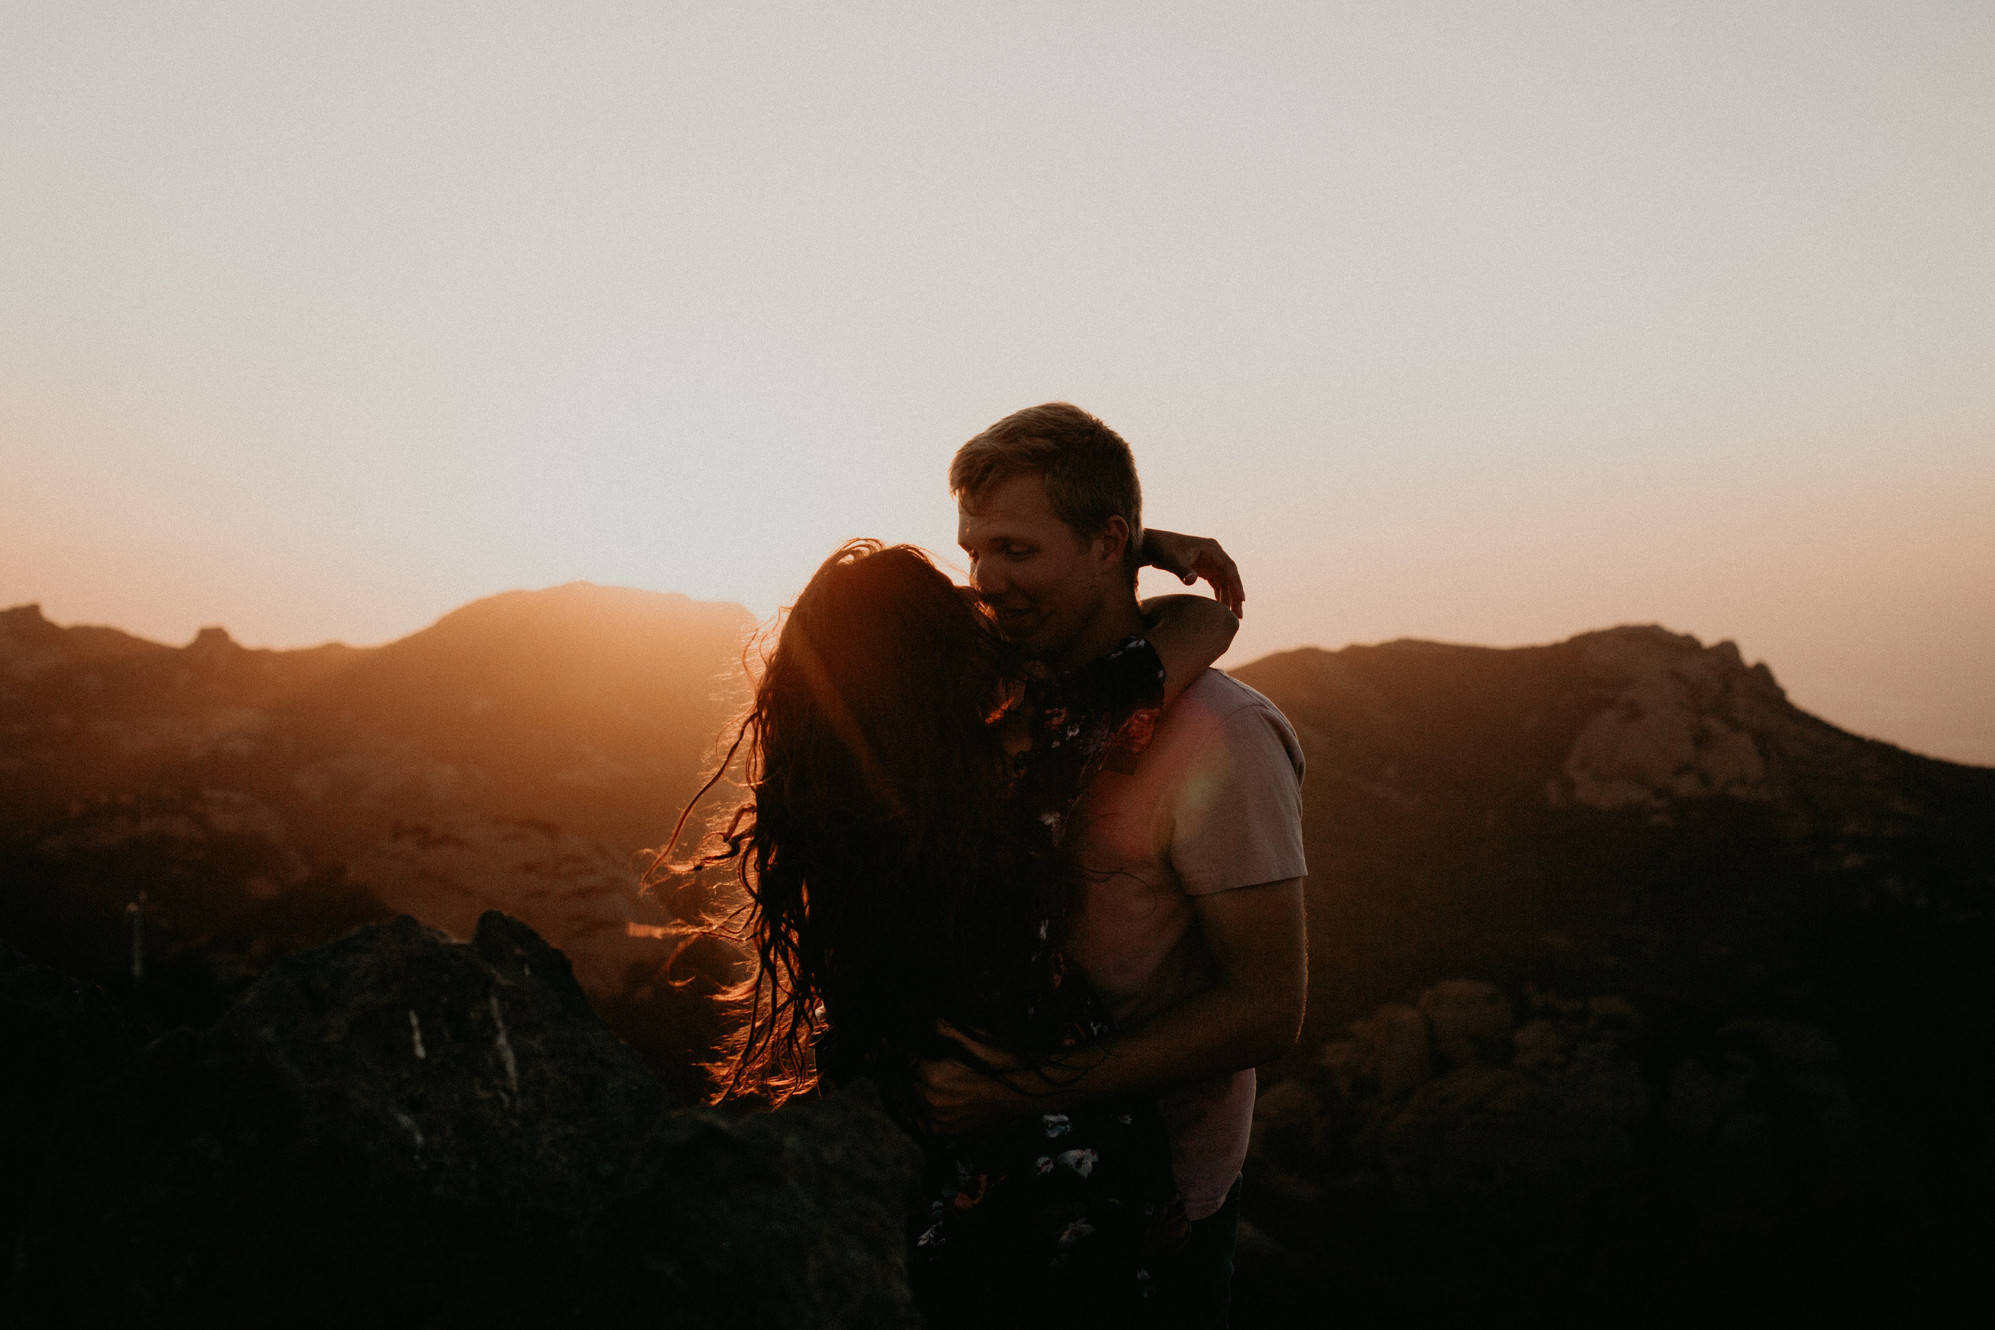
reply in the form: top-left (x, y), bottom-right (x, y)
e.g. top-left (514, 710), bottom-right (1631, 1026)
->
top-left (1140, 594), bottom-right (1238, 705)
top-left (1140, 528), bottom-right (1246, 618)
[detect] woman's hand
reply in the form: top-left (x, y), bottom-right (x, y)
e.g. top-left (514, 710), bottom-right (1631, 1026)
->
top-left (1141, 528), bottom-right (1245, 618)
top-left (916, 1021), bottom-right (1054, 1135)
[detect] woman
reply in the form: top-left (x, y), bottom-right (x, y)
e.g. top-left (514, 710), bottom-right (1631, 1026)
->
top-left (667, 536), bottom-right (1237, 1323)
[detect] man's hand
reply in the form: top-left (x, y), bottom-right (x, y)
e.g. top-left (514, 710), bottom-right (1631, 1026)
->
top-left (1140, 528), bottom-right (1245, 618)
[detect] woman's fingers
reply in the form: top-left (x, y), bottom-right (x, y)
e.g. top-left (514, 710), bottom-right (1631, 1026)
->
top-left (1194, 544), bottom-right (1245, 617)
top-left (934, 1019), bottom-right (1017, 1071)
top-left (916, 1038), bottom-right (1032, 1134)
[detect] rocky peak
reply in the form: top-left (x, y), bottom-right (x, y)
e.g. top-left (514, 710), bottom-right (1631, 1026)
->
top-left (1, 603), bottom-right (50, 631)
top-left (1, 604), bottom-right (57, 648)
top-left (1, 605), bottom-right (73, 680)
top-left (1568, 624), bottom-right (1787, 706)
top-left (1557, 627), bottom-right (1791, 812)
top-left (1, 605), bottom-right (175, 684)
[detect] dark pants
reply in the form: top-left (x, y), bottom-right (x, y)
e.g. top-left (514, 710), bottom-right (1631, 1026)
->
top-left (1157, 1175), bottom-right (1242, 1329)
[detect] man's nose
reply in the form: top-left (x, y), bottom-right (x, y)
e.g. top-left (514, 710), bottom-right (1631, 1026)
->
top-left (969, 559), bottom-right (1006, 599)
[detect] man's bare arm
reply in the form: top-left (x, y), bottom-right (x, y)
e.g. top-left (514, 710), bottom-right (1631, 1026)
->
top-left (917, 875), bottom-right (1306, 1133)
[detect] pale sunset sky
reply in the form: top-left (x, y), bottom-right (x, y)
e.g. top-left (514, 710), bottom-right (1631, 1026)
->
top-left (4, 2), bottom-right (1991, 764)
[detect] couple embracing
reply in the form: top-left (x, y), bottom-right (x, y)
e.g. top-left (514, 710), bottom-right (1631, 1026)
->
top-left (681, 403), bottom-right (1307, 1328)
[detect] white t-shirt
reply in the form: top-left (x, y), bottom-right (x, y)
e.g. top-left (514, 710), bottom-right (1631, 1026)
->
top-left (1064, 669), bottom-right (1308, 1220)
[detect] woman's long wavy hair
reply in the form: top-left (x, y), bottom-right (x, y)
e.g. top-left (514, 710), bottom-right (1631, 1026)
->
top-left (662, 540), bottom-right (1085, 1109)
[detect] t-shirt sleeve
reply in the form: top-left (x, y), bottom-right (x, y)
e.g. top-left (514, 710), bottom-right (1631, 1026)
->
top-left (1168, 703), bottom-right (1308, 896)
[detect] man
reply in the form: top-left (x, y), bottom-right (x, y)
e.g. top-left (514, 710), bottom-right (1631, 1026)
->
top-left (921, 402), bottom-right (1308, 1325)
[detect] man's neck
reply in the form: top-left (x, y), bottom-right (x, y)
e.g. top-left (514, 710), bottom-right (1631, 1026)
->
top-left (1045, 594), bottom-right (1147, 675)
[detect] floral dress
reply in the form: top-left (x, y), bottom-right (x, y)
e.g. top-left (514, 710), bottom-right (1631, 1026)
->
top-left (908, 636), bottom-right (1186, 1326)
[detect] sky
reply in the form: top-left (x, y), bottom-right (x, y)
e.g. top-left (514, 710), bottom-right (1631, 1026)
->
top-left (4, 1), bottom-right (1991, 765)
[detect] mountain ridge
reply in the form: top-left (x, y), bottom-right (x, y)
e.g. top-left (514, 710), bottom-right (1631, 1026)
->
top-left (0, 584), bottom-right (760, 1076)
top-left (11, 594), bottom-right (1987, 773)
top-left (1, 581), bottom-right (755, 658)
top-left (9, 585), bottom-right (1988, 1029)
top-left (4, 587), bottom-right (1990, 1322)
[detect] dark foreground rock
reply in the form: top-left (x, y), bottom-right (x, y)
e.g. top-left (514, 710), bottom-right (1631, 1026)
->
top-left (1237, 979), bottom-right (1954, 1329)
top-left (5, 913), bottom-right (921, 1329)
top-left (0, 940), bottom-right (141, 1265)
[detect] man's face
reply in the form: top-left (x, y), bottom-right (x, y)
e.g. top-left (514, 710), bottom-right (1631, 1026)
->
top-left (956, 471), bottom-right (1122, 666)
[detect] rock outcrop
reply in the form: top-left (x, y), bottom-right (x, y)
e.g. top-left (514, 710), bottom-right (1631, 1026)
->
top-left (1306, 981), bottom-right (1657, 1218)
top-left (5, 913), bottom-right (921, 1329)
top-left (1557, 631), bottom-right (1777, 811)
top-left (1245, 979), bottom-right (1893, 1326)
top-left (0, 940), bottom-right (141, 1268)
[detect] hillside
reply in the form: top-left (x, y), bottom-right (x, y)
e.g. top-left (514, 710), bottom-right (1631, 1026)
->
top-left (0, 588), bottom-right (755, 1076)
top-left (1229, 626), bottom-right (1994, 1325)
top-left (5, 601), bottom-right (1990, 1323)
top-left (1232, 624), bottom-right (1995, 1030)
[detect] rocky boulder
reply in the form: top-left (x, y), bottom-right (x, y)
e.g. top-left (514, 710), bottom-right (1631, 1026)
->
top-left (0, 941), bottom-right (140, 1265)
top-left (1329, 1001), bottom-right (1430, 1099)
top-left (1418, 978), bottom-right (1514, 1070)
top-left (1663, 1017), bottom-right (1867, 1227)
top-left (6, 913), bottom-right (921, 1329)
top-left (1245, 979), bottom-right (1887, 1325)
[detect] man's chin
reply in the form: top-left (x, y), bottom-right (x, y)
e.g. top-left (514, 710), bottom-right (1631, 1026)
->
top-left (1009, 623), bottom-right (1078, 666)
top-left (995, 614), bottom-right (1041, 647)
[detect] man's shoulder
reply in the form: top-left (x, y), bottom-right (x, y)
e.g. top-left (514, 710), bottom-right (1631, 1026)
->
top-left (1171, 668), bottom-right (1294, 731)
top-left (1156, 670), bottom-right (1303, 772)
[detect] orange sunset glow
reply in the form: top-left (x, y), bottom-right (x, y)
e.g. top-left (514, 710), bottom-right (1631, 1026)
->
top-left (4, 2), bottom-right (1991, 766)
top-left (5, 9), bottom-right (1994, 1325)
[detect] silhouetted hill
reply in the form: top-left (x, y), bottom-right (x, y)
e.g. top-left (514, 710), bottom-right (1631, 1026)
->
top-left (6, 602), bottom-right (1990, 1324)
top-left (0, 607), bottom-right (361, 810)
top-left (0, 602), bottom-right (172, 671)
top-left (288, 583), bottom-right (753, 853)
top-left (1230, 624), bottom-right (1995, 1030)
top-left (1229, 626), bottom-right (1993, 1326)
top-left (0, 587), bottom-right (754, 1071)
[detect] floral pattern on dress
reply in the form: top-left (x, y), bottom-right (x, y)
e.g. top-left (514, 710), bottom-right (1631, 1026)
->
top-left (909, 635), bottom-right (1185, 1326)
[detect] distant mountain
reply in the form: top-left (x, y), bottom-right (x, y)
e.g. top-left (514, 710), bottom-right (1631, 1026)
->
top-left (1, 587), bottom-right (751, 846)
top-left (1230, 624), bottom-right (1995, 1031)
top-left (0, 588), bottom-right (755, 1074)
top-left (8, 602), bottom-right (1988, 1040)
top-left (7, 601), bottom-right (1990, 1321)
top-left (1229, 625), bottom-right (1994, 1324)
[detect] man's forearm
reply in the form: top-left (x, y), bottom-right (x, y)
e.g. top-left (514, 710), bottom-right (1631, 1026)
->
top-left (1032, 963), bottom-right (1303, 1108)
top-left (921, 876), bottom-right (1306, 1131)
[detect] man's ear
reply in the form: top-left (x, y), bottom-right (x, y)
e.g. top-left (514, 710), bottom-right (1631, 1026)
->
top-left (1093, 515), bottom-right (1131, 571)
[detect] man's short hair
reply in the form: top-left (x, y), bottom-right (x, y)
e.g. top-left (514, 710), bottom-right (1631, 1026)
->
top-left (950, 402), bottom-right (1144, 579)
